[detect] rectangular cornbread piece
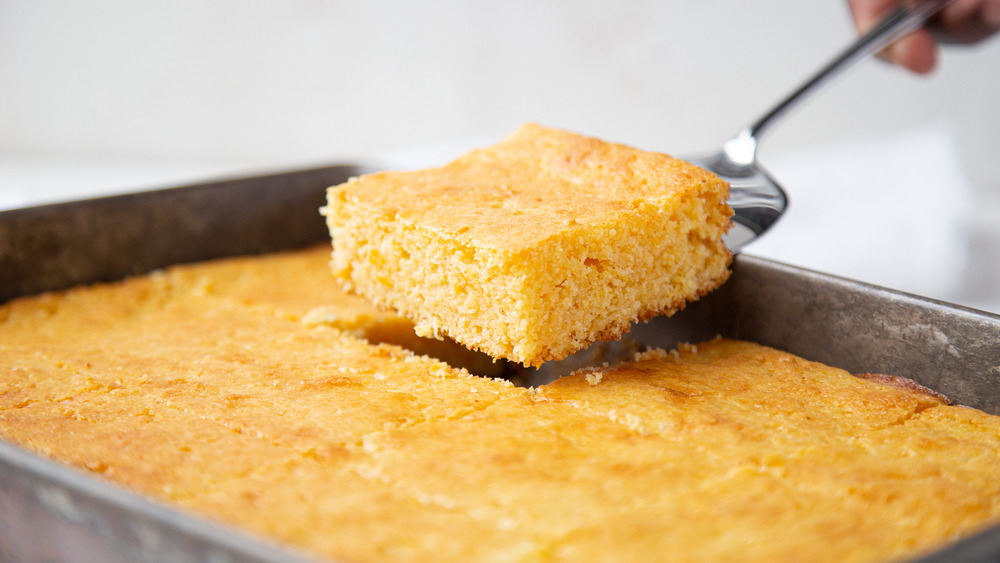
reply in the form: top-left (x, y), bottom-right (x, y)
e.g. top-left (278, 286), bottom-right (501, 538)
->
top-left (322, 123), bottom-right (733, 367)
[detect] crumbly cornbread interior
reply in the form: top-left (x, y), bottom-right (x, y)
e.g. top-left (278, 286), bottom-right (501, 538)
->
top-left (322, 123), bottom-right (733, 367)
top-left (2, 246), bottom-right (1000, 563)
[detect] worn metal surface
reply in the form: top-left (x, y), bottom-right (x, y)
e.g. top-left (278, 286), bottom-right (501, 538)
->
top-left (0, 164), bottom-right (998, 562)
top-left (0, 164), bottom-right (369, 302)
top-left (631, 257), bottom-right (1000, 415)
top-left (0, 439), bottom-right (309, 563)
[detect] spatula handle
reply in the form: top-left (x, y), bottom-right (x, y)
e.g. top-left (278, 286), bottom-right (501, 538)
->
top-left (745, 0), bottom-right (952, 144)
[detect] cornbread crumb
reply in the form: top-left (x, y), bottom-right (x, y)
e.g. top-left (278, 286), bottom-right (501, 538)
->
top-left (633, 347), bottom-right (670, 362)
top-left (584, 371), bottom-right (603, 386)
top-left (322, 123), bottom-right (732, 367)
top-left (678, 342), bottom-right (698, 354)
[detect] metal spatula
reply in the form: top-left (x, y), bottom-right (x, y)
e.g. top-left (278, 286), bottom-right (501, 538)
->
top-left (688, 0), bottom-right (953, 252)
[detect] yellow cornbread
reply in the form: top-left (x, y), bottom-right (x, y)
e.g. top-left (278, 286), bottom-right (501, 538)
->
top-left (2, 250), bottom-right (1000, 562)
top-left (322, 123), bottom-right (733, 367)
top-left (166, 245), bottom-right (505, 377)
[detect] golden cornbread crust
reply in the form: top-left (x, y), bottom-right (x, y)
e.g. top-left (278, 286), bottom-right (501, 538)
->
top-left (855, 372), bottom-right (952, 404)
top-left (2, 249), bottom-right (1000, 562)
top-left (322, 123), bottom-right (733, 367)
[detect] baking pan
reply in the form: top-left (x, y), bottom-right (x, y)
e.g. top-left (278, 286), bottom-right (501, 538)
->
top-left (1, 164), bottom-right (999, 562)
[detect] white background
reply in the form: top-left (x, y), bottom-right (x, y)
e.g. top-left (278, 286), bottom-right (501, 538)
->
top-left (2, 0), bottom-right (999, 312)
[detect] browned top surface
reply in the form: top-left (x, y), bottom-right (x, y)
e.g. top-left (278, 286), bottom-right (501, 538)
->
top-left (326, 123), bottom-right (728, 250)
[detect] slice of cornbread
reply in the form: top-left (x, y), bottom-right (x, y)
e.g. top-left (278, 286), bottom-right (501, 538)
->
top-left (322, 123), bottom-right (733, 367)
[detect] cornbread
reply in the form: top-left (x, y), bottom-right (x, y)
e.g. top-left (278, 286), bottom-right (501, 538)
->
top-left (322, 123), bottom-right (733, 367)
top-left (2, 249), bottom-right (1000, 562)
top-left (165, 246), bottom-right (506, 377)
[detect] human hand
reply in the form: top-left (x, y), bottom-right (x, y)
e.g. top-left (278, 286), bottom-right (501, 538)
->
top-left (848, 0), bottom-right (1000, 73)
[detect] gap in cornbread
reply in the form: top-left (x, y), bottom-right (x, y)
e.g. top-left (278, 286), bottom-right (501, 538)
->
top-left (158, 244), bottom-right (512, 379)
top-left (322, 123), bottom-right (733, 367)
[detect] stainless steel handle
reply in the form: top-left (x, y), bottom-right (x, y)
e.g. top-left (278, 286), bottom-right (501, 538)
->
top-left (725, 0), bottom-right (953, 166)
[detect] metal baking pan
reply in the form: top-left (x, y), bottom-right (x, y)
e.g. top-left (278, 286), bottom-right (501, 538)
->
top-left (1, 164), bottom-right (999, 562)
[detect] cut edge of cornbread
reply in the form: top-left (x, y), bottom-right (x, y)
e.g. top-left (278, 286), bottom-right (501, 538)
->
top-left (323, 123), bottom-right (733, 367)
top-left (301, 304), bottom-right (508, 378)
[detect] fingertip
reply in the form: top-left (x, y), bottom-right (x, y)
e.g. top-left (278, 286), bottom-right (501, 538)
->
top-left (887, 30), bottom-right (938, 74)
top-left (985, 1), bottom-right (1000, 27)
top-left (849, 0), bottom-right (900, 31)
